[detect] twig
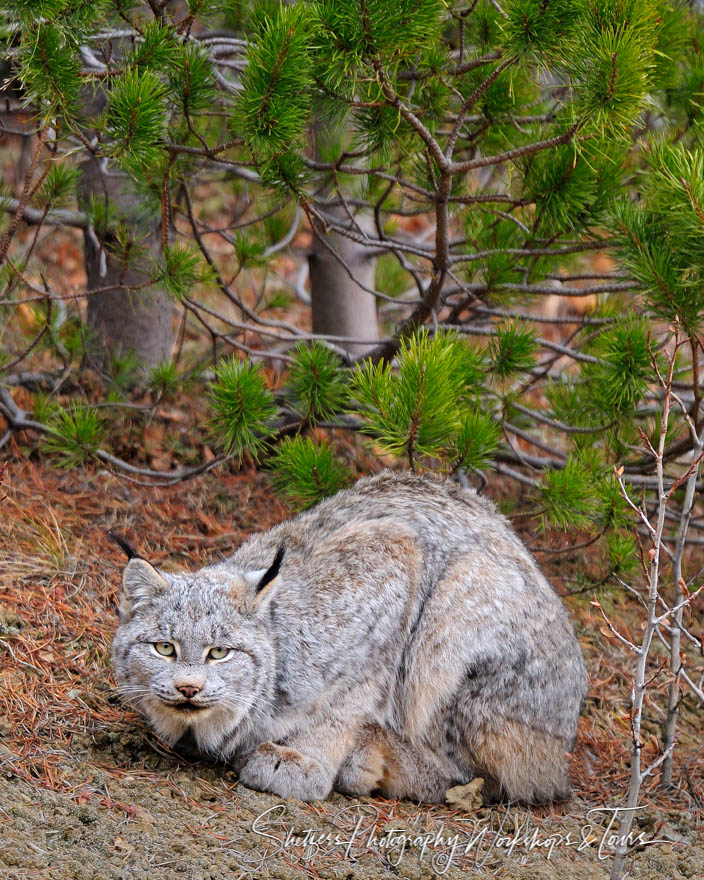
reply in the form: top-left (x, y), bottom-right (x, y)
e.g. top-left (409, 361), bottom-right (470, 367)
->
top-left (0, 127), bottom-right (49, 266)
top-left (609, 329), bottom-right (678, 880)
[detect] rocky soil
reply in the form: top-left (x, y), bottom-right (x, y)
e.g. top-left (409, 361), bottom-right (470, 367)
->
top-left (1, 459), bottom-right (701, 879)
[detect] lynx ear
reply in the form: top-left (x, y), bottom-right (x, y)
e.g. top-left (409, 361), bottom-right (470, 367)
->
top-left (107, 530), bottom-right (140, 561)
top-left (244, 543), bottom-right (285, 606)
top-left (120, 558), bottom-right (169, 619)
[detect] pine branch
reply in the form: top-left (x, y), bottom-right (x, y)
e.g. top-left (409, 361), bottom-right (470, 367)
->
top-left (1, 197), bottom-right (89, 229)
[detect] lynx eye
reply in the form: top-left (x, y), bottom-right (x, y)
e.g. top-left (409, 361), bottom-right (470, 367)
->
top-left (207, 646), bottom-right (232, 661)
top-left (153, 641), bottom-right (176, 657)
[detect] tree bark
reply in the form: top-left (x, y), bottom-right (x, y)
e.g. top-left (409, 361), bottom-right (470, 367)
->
top-left (77, 158), bottom-right (175, 374)
top-left (308, 204), bottom-right (379, 358)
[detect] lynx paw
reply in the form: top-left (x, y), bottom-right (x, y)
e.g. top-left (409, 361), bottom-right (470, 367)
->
top-left (238, 743), bottom-right (333, 801)
top-left (335, 744), bottom-right (384, 796)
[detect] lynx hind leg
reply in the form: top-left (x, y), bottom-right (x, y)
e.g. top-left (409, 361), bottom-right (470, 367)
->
top-left (465, 719), bottom-right (571, 804)
top-left (401, 552), bottom-right (582, 804)
top-left (335, 724), bottom-right (455, 804)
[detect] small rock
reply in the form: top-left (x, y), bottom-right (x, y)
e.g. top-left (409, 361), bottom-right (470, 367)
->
top-left (131, 805), bottom-right (156, 831)
top-left (0, 604), bottom-right (23, 634)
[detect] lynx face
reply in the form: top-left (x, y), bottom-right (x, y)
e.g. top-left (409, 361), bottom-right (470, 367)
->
top-left (111, 557), bottom-right (279, 754)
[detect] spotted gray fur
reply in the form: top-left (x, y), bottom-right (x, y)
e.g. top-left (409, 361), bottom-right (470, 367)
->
top-left (111, 470), bottom-right (589, 803)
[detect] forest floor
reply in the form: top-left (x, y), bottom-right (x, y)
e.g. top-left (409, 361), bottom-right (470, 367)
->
top-left (0, 452), bottom-right (702, 880)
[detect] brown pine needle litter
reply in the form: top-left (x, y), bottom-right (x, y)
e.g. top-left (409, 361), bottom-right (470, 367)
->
top-left (0, 455), bottom-right (702, 879)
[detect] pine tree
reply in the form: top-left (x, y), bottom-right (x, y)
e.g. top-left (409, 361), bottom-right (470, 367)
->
top-left (0, 0), bottom-right (702, 529)
top-left (3, 0), bottom-right (704, 849)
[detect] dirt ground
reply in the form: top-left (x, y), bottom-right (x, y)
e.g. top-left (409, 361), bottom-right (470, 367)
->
top-left (0, 455), bottom-right (702, 880)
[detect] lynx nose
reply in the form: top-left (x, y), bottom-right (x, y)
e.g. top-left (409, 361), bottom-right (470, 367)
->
top-left (176, 684), bottom-right (202, 699)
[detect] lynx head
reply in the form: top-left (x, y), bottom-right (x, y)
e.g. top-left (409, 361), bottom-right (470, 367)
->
top-left (110, 533), bottom-right (283, 755)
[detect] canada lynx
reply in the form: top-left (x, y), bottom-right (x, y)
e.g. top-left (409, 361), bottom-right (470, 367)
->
top-left (112, 471), bottom-right (588, 803)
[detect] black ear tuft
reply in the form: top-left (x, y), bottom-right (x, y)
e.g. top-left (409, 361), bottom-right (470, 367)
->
top-left (255, 543), bottom-right (285, 594)
top-left (108, 530), bottom-right (141, 561)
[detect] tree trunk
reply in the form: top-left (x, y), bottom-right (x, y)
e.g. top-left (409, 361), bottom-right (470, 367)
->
top-left (308, 204), bottom-right (379, 358)
top-left (77, 158), bottom-right (175, 376)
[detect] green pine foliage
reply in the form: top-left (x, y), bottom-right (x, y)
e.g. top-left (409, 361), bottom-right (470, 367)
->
top-left (581, 316), bottom-right (651, 418)
top-left (501, 0), bottom-right (579, 63)
top-left (42, 403), bottom-right (104, 468)
top-left (539, 455), bottom-right (598, 532)
top-left (237, 4), bottom-right (312, 161)
top-left (37, 163), bottom-right (79, 208)
top-left (3, 0), bottom-right (704, 595)
top-left (351, 330), bottom-right (495, 470)
top-left (209, 356), bottom-right (277, 460)
top-left (286, 342), bottom-right (350, 424)
top-left (233, 232), bottom-right (267, 270)
top-left (607, 531), bottom-right (639, 575)
top-left (153, 245), bottom-right (212, 301)
top-left (170, 44), bottom-right (218, 116)
top-left (610, 142), bottom-right (704, 338)
top-left (488, 321), bottom-right (538, 379)
top-left (107, 351), bottom-right (140, 392)
top-left (105, 68), bottom-right (167, 174)
top-left (520, 140), bottom-right (626, 237)
top-left (452, 410), bottom-right (501, 472)
top-left (574, 22), bottom-right (653, 136)
top-left (148, 360), bottom-right (182, 399)
top-left (311, 0), bottom-right (445, 71)
top-left (126, 21), bottom-right (180, 71)
top-left (20, 23), bottom-right (82, 111)
top-left (268, 436), bottom-right (352, 510)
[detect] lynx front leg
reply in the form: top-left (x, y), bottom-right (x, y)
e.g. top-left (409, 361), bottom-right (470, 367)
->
top-left (336, 724), bottom-right (457, 803)
top-left (237, 742), bottom-right (336, 801)
top-left (237, 716), bottom-right (361, 801)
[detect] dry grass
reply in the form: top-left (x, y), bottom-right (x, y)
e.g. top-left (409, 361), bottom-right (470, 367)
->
top-left (0, 450), bottom-right (701, 823)
top-left (0, 454), bottom-right (287, 797)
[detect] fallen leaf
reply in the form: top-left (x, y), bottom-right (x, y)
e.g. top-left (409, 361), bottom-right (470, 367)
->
top-left (445, 777), bottom-right (484, 812)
